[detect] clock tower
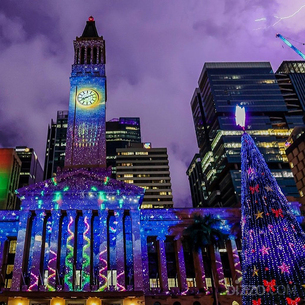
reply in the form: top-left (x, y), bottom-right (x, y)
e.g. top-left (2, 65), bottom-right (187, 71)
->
top-left (65, 16), bottom-right (107, 168)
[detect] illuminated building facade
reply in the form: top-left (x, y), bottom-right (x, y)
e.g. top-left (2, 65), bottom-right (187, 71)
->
top-left (116, 144), bottom-right (174, 209)
top-left (190, 62), bottom-right (300, 207)
top-left (64, 17), bottom-right (107, 168)
top-left (0, 149), bottom-right (21, 210)
top-left (0, 17), bottom-right (248, 305)
top-left (286, 126), bottom-right (305, 205)
top-left (186, 154), bottom-right (206, 207)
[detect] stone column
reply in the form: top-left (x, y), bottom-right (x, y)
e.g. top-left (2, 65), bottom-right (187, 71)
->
top-left (226, 239), bottom-right (242, 285)
top-left (115, 210), bottom-right (125, 291)
top-left (130, 210), bottom-right (143, 291)
top-left (175, 238), bottom-right (187, 291)
top-left (140, 233), bottom-right (150, 293)
top-left (11, 211), bottom-right (32, 291)
top-left (157, 237), bottom-right (168, 292)
top-left (46, 210), bottom-right (61, 291)
top-left (192, 248), bottom-right (207, 290)
top-left (84, 47), bottom-right (88, 64)
top-left (64, 210), bottom-right (77, 291)
top-left (97, 210), bottom-right (108, 291)
top-left (28, 211), bottom-right (46, 291)
top-left (210, 246), bottom-right (226, 291)
top-left (82, 210), bottom-right (92, 291)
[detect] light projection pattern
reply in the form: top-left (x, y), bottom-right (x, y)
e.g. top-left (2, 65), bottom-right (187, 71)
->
top-left (65, 76), bottom-right (106, 168)
top-left (64, 216), bottom-right (75, 291)
top-left (82, 215), bottom-right (91, 290)
top-left (241, 132), bottom-right (305, 304)
top-left (47, 249), bottom-right (57, 291)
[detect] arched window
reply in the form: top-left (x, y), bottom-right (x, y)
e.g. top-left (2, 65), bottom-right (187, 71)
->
top-left (193, 302), bottom-right (201, 305)
top-left (173, 302), bottom-right (181, 305)
top-left (153, 302), bottom-right (161, 305)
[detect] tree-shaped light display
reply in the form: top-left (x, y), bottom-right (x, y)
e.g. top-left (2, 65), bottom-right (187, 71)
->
top-left (241, 131), bottom-right (305, 304)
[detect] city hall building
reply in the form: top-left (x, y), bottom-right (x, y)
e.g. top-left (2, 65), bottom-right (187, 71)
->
top-left (0, 17), bottom-right (263, 305)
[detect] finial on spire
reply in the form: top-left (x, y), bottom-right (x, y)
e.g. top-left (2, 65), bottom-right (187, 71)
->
top-left (88, 16), bottom-right (94, 21)
top-left (235, 105), bottom-right (246, 131)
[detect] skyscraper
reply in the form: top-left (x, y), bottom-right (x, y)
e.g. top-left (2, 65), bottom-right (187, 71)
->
top-left (190, 62), bottom-right (300, 207)
top-left (106, 117), bottom-right (141, 173)
top-left (116, 143), bottom-right (174, 208)
top-left (44, 111), bottom-right (68, 179)
top-left (186, 153), bottom-right (206, 207)
top-left (276, 61), bottom-right (305, 113)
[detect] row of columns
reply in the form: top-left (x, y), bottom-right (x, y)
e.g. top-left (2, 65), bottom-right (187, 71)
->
top-left (75, 46), bottom-right (103, 65)
top-left (11, 209), bottom-right (143, 292)
top-left (141, 235), bottom-right (242, 293)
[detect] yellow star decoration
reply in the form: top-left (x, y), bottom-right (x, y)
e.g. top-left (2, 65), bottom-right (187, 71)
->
top-left (302, 284), bottom-right (305, 288)
top-left (255, 211), bottom-right (264, 219)
top-left (252, 266), bottom-right (259, 276)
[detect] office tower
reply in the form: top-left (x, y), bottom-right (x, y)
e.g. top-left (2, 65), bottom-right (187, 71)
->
top-left (44, 115), bottom-right (141, 178)
top-left (106, 117), bottom-right (141, 173)
top-left (186, 153), bottom-right (206, 207)
top-left (191, 62), bottom-right (300, 207)
top-left (0, 149), bottom-right (21, 209)
top-left (116, 143), bottom-right (173, 208)
top-left (15, 147), bottom-right (43, 188)
top-left (276, 61), bottom-right (305, 112)
top-left (44, 111), bottom-right (68, 179)
top-left (286, 126), bottom-right (305, 204)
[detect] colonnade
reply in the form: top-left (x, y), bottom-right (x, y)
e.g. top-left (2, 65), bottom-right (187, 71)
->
top-left (10, 209), bottom-right (143, 292)
top-left (141, 234), bottom-right (242, 293)
top-left (74, 43), bottom-right (104, 65)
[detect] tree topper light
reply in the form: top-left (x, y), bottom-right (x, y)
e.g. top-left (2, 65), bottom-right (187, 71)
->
top-left (235, 105), bottom-right (246, 130)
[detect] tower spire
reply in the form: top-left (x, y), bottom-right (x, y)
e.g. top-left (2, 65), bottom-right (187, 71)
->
top-left (81, 16), bottom-right (99, 38)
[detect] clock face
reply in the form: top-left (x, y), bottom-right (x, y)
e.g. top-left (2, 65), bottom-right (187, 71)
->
top-left (77, 89), bottom-right (99, 106)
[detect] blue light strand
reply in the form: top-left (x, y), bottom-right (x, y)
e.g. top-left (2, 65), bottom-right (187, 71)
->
top-left (241, 132), bottom-right (305, 304)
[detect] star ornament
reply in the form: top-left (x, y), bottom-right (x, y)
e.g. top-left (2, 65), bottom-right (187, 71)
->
top-left (252, 266), bottom-right (259, 276)
top-left (278, 262), bottom-right (290, 274)
top-left (248, 167), bottom-right (256, 177)
top-left (255, 211), bottom-right (264, 219)
top-left (260, 245), bottom-right (270, 255)
top-left (265, 185), bottom-right (273, 192)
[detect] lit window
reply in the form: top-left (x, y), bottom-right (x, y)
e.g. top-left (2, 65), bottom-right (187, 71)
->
top-left (124, 174), bottom-right (133, 177)
top-left (125, 180), bottom-right (134, 184)
top-left (9, 240), bottom-right (17, 254)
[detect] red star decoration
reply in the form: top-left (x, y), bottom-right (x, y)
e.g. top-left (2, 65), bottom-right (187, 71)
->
top-left (252, 249), bottom-right (255, 253)
top-left (265, 267), bottom-right (269, 271)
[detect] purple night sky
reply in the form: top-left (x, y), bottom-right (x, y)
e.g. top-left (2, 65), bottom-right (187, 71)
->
top-left (0, 1), bottom-right (305, 207)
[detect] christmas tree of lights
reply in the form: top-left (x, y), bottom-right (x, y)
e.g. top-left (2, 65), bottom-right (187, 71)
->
top-left (237, 106), bottom-right (305, 304)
